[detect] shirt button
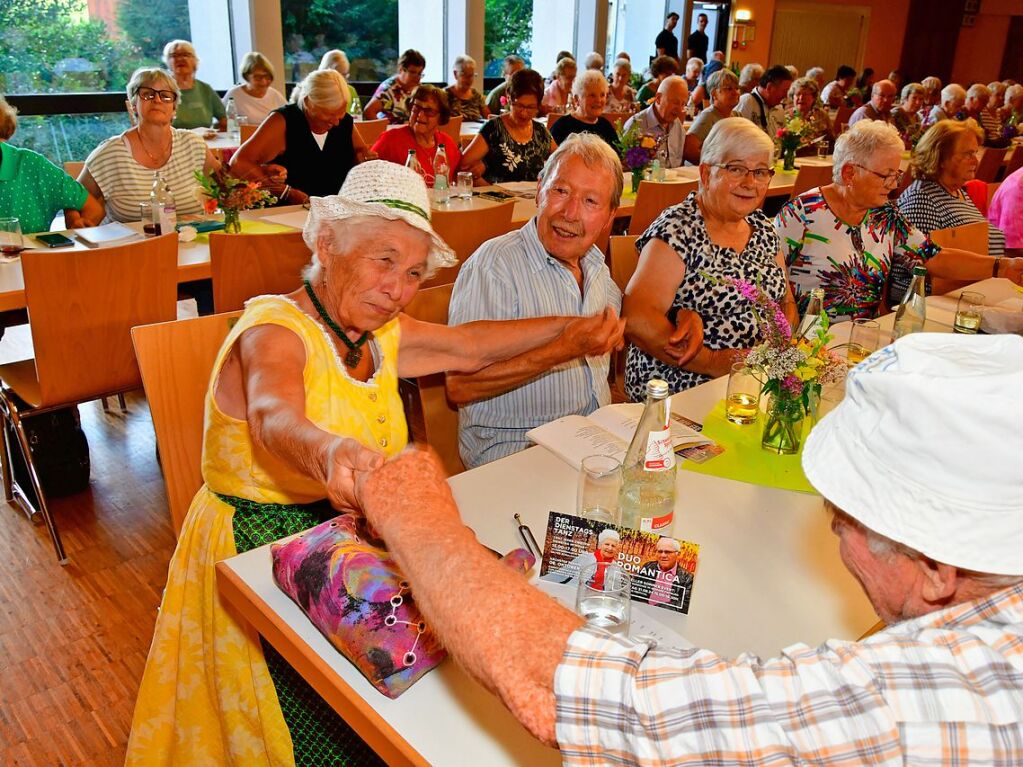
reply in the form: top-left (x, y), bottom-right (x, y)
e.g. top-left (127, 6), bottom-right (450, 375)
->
top-left (368, 392), bottom-right (377, 402)
top-left (377, 414), bottom-right (386, 423)
top-left (379, 437), bottom-right (388, 447)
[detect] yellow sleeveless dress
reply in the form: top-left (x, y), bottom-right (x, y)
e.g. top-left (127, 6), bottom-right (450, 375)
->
top-left (126, 296), bottom-right (407, 766)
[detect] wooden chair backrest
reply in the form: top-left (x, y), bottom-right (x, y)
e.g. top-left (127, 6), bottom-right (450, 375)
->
top-left (1004, 145), bottom-right (1023, 178)
top-left (399, 283), bottom-right (464, 476)
top-left (438, 114), bottom-right (463, 145)
top-left (209, 230), bottom-right (312, 312)
top-left (627, 180), bottom-right (697, 236)
top-left (22, 233), bottom-right (178, 407)
top-left (546, 112), bottom-right (565, 133)
top-left (355, 118), bottom-right (389, 147)
top-left (833, 106), bottom-right (854, 131)
top-left (132, 311), bottom-right (242, 535)
top-left (986, 182), bottom-right (1001, 214)
top-left (602, 112), bottom-right (631, 131)
top-left (424, 201), bottom-right (517, 288)
top-left (239, 122), bottom-right (259, 144)
top-left (608, 235), bottom-right (641, 293)
top-left (789, 163), bottom-right (835, 199)
top-left (929, 221), bottom-right (990, 295)
top-left (974, 147), bottom-right (1006, 183)
top-left (63, 161), bottom-right (84, 180)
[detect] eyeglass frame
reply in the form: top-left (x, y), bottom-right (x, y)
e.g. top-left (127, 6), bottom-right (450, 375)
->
top-left (712, 163), bottom-right (776, 184)
top-left (411, 101), bottom-right (440, 118)
top-left (509, 99), bottom-right (540, 113)
top-left (852, 163), bottom-right (904, 187)
top-left (136, 86), bottom-right (179, 104)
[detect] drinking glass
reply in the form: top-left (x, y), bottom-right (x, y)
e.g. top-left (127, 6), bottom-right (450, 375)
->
top-left (139, 202), bottom-right (158, 236)
top-left (575, 561), bottom-right (631, 635)
top-left (456, 171), bottom-right (474, 199)
top-left (816, 142), bottom-right (828, 160)
top-left (954, 291), bottom-right (984, 334)
top-left (847, 319), bottom-right (880, 365)
top-left (577, 455), bottom-right (622, 524)
top-left (725, 361), bottom-right (760, 424)
top-left (0, 217), bottom-right (25, 259)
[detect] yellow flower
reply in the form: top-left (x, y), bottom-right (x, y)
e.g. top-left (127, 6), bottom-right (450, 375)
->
top-left (640, 136), bottom-right (656, 149)
top-left (794, 365), bottom-right (817, 381)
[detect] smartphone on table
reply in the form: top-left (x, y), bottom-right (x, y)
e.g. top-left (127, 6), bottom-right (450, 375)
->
top-left (35, 233), bottom-right (76, 248)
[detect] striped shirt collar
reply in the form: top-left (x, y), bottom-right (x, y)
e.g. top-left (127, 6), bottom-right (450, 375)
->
top-left (520, 216), bottom-right (605, 278)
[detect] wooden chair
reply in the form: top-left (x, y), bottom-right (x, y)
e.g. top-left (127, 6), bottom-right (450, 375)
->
top-left (627, 180), bottom-right (697, 236)
top-left (789, 162), bottom-right (835, 200)
top-left (546, 112), bottom-right (565, 134)
top-left (62, 161), bottom-right (84, 180)
top-left (986, 182), bottom-right (1001, 215)
top-left (399, 284), bottom-right (464, 476)
top-left (608, 235), bottom-right (640, 402)
top-left (929, 221), bottom-right (989, 295)
top-left (0, 235), bottom-right (178, 563)
top-left (438, 115), bottom-right (463, 145)
top-left (1003, 145), bottom-right (1023, 179)
top-left (132, 311), bottom-right (242, 536)
top-left (209, 230), bottom-right (312, 312)
top-left (423, 201), bottom-right (517, 288)
top-left (239, 122), bottom-right (259, 144)
top-left (833, 106), bottom-right (853, 131)
top-left (355, 118), bottom-right (389, 147)
top-left (974, 147), bottom-right (1006, 183)
top-left (602, 112), bottom-right (631, 131)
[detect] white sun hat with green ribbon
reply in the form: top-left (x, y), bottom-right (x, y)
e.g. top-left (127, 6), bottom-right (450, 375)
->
top-left (303, 160), bottom-right (457, 275)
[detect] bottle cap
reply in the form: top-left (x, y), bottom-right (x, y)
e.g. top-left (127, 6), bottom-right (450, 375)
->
top-left (912, 265), bottom-right (927, 276)
top-left (646, 378), bottom-right (670, 399)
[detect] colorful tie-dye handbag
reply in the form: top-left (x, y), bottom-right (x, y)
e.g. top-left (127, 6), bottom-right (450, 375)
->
top-left (271, 514), bottom-right (534, 698)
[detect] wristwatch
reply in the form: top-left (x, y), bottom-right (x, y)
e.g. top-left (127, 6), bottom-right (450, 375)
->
top-left (993, 256), bottom-right (1002, 278)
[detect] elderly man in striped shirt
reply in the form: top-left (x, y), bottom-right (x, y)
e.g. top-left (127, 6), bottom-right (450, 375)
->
top-left (359, 333), bottom-right (1023, 765)
top-left (447, 133), bottom-right (704, 468)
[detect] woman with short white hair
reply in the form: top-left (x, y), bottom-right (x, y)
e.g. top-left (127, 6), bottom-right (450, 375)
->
top-left (775, 120), bottom-right (1022, 322)
top-left (542, 56), bottom-right (577, 114)
top-left (549, 69), bottom-right (618, 149)
top-left (738, 63), bottom-right (764, 94)
top-left (688, 68), bottom-right (739, 144)
top-left (445, 53), bottom-right (489, 121)
top-left (162, 39), bottom-right (226, 130)
top-left (1001, 83), bottom-right (1023, 126)
top-left (230, 69), bottom-right (374, 204)
top-left (318, 49), bottom-right (362, 117)
top-left (683, 57), bottom-right (703, 91)
top-left (624, 117), bottom-right (798, 398)
top-left (891, 82), bottom-right (925, 147)
top-left (606, 58), bottom-right (636, 112)
top-left (926, 83), bottom-right (966, 126)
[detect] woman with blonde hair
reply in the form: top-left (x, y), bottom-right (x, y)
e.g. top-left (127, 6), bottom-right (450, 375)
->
top-left (318, 49), bottom-right (362, 117)
top-left (231, 69), bottom-right (374, 204)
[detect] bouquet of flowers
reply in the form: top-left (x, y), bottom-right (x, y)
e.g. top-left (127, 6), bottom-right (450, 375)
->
top-left (194, 168), bottom-right (276, 233)
top-left (776, 115), bottom-right (809, 170)
top-left (616, 121), bottom-right (658, 191)
top-left (725, 278), bottom-right (846, 454)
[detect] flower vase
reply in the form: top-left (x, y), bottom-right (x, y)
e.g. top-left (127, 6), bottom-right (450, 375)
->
top-left (631, 168), bottom-right (644, 194)
top-left (223, 208), bottom-right (241, 234)
top-left (761, 393), bottom-right (805, 455)
top-left (782, 144), bottom-right (797, 172)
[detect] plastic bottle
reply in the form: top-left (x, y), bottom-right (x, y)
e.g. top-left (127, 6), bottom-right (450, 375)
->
top-left (225, 97), bottom-right (239, 140)
top-left (405, 149), bottom-right (424, 178)
top-left (432, 146), bottom-right (450, 203)
top-left (893, 264), bottom-right (928, 338)
top-left (618, 378), bottom-right (676, 533)
top-left (150, 172), bottom-right (176, 236)
top-left (650, 158), bottom-right (665, 182)
top-left (795, 287), bottom-right (825, 340)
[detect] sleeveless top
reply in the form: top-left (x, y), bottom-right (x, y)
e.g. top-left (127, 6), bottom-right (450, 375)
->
top-left (271, 103), bottom-right (357, 198)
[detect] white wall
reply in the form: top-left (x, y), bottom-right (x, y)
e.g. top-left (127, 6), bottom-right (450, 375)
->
top-left (531, 0), bottom-right (579, 77)
top-left (608, 0), bottom-right (669, 71)
top-left (188, 0), bottom-right (236, 89)
top-left (399, 0), bottom-right (446, 82)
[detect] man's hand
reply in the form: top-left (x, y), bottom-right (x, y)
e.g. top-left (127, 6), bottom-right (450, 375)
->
top-left (663, 309), bottom-right (704, 365)
top-left (325, 437), bottom-right (385, 511)
top-left (561, 308), bottom-right (626, 358)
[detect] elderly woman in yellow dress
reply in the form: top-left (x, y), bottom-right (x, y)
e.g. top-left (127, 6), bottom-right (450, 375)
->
top-left (125, 160), bottom-right (624, 767)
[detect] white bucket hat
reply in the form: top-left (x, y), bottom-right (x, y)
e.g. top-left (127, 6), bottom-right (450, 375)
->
top-left (303, 160), bottom-right (456, 274)
top-left (803, 333), bottom-right (1023, 575)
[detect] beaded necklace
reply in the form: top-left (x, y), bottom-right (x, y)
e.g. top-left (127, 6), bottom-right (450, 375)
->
top-left (303, 279), bottom-right (370, 368)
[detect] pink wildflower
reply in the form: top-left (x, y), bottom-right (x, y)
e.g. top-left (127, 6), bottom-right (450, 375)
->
top-left (782, 375), bottom-right (803, 395)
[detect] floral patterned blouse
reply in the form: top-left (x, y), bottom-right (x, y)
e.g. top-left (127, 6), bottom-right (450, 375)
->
top-left (444, 87), bottom-right (487, 121)
top-left (479, 117), bottom-right (554, 183)
top-left (625, 192), bottom-right (787, 399)
top-left (774, 188), bottom-right (940, 321)
top-left (786, 106), bottom-right (832, 146)
top-left (607, 86), bottom-right (636, 112)
top-left (370, 74), bottom-right (416, 124)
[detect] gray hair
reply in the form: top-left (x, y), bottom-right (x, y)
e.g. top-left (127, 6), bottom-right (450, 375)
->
top-left (785, 65), bottom-right (800, 80)
top-left (303, 214), bottom-right (440, 283)
top-left (126, 67), bottom-right (180, 104)
top-left (901, 82), bottom-right (925, 101)
top-left (572, 68), bottom-right (608, 99)
top-left (792, 76), bottom-right (819, 98)
top-left (584, 51), bottom-right (604, 70)
top-left (700, 116), bottom-right (773, 169)
top-left (1005, 84), bottom-right (1023, 105)
top-left (707, 68), bottom-right (738, 94)
top-left (538, 132), bottom-right (624, 210)
top-left (655, 536), bottom-right (681, 552)
top-left (555, 57), bottom-right (577, 76)
top-left (612, 57), bottom-right (632, 76)
top-left (739, 63), bottom-right (764, 89)
top-left (319, 49), bottom-right (350, 75)
top-left (921, 76), bottom-right (942, 94)
top-left (832, 119), bottom-right (903, 184)
top-left (241, 51), bottom-right (275, 82)
top-left (967, 83), bottom-right (990, 101)
top-left (296, 68), bottom-right (349, 113)
top-left (0, 96), bottom-right (17, 141)
top-left (162, 39), bottom-right (198, 68)
top-left (806, 66), bottom-right (825, 81)
top-left (685, 57), bottom-right (704, 76)
top-left (453, 54), bottom-right (476, 72)
top-left (941, 83), bottom-right (966, 105)
top-left (597, 529), bottom-right (621, 545)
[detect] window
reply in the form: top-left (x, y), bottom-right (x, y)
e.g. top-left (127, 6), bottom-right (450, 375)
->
top-left (280, 0), bottom-right (399, 83)
top-left (483, 0), bottom-right (534, 76)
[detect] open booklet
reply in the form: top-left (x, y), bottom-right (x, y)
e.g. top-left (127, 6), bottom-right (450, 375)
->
top-left (526, 403), bottom-right (719, 470)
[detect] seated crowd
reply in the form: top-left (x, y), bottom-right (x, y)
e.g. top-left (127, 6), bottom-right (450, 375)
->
top-left (2, 38), bottom-right (1023, 767)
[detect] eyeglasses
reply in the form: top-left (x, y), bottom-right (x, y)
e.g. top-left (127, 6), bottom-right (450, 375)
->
top-left (411, 103), bottom-right (439, 118)
top-left (510, 101), bottom-right (539, 113)
top-left (248, 72), bottom-right (272, 82)
top-left (852, 163), bottom-right (904, 186)
top-left (137, 87), bottom-right (178, 103)
top-left (714, 163), bottom-right (775, 183)
top-left (953, 149), bottom-right (983, 161)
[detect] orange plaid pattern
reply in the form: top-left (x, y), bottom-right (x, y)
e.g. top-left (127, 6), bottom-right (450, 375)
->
top-left (555, 583), bottom-right (1023, 765)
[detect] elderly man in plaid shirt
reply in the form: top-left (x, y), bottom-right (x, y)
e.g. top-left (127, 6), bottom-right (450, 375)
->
top-left (358, 333), bottom-right (1023, 765)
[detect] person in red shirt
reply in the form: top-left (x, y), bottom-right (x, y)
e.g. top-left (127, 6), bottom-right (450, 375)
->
top-left (371, 84), bottom-right (460, 185)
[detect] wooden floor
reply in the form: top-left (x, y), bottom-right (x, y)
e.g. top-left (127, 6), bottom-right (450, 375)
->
top-left (0, 330), bottom-right (177, 765)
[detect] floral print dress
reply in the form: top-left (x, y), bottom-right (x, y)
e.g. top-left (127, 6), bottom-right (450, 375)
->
top-left (479, 117), bottom-right (553, 183)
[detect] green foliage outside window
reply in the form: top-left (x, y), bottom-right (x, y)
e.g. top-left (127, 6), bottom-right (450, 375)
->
top-left (483, 0), bottom-right (533, 76)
